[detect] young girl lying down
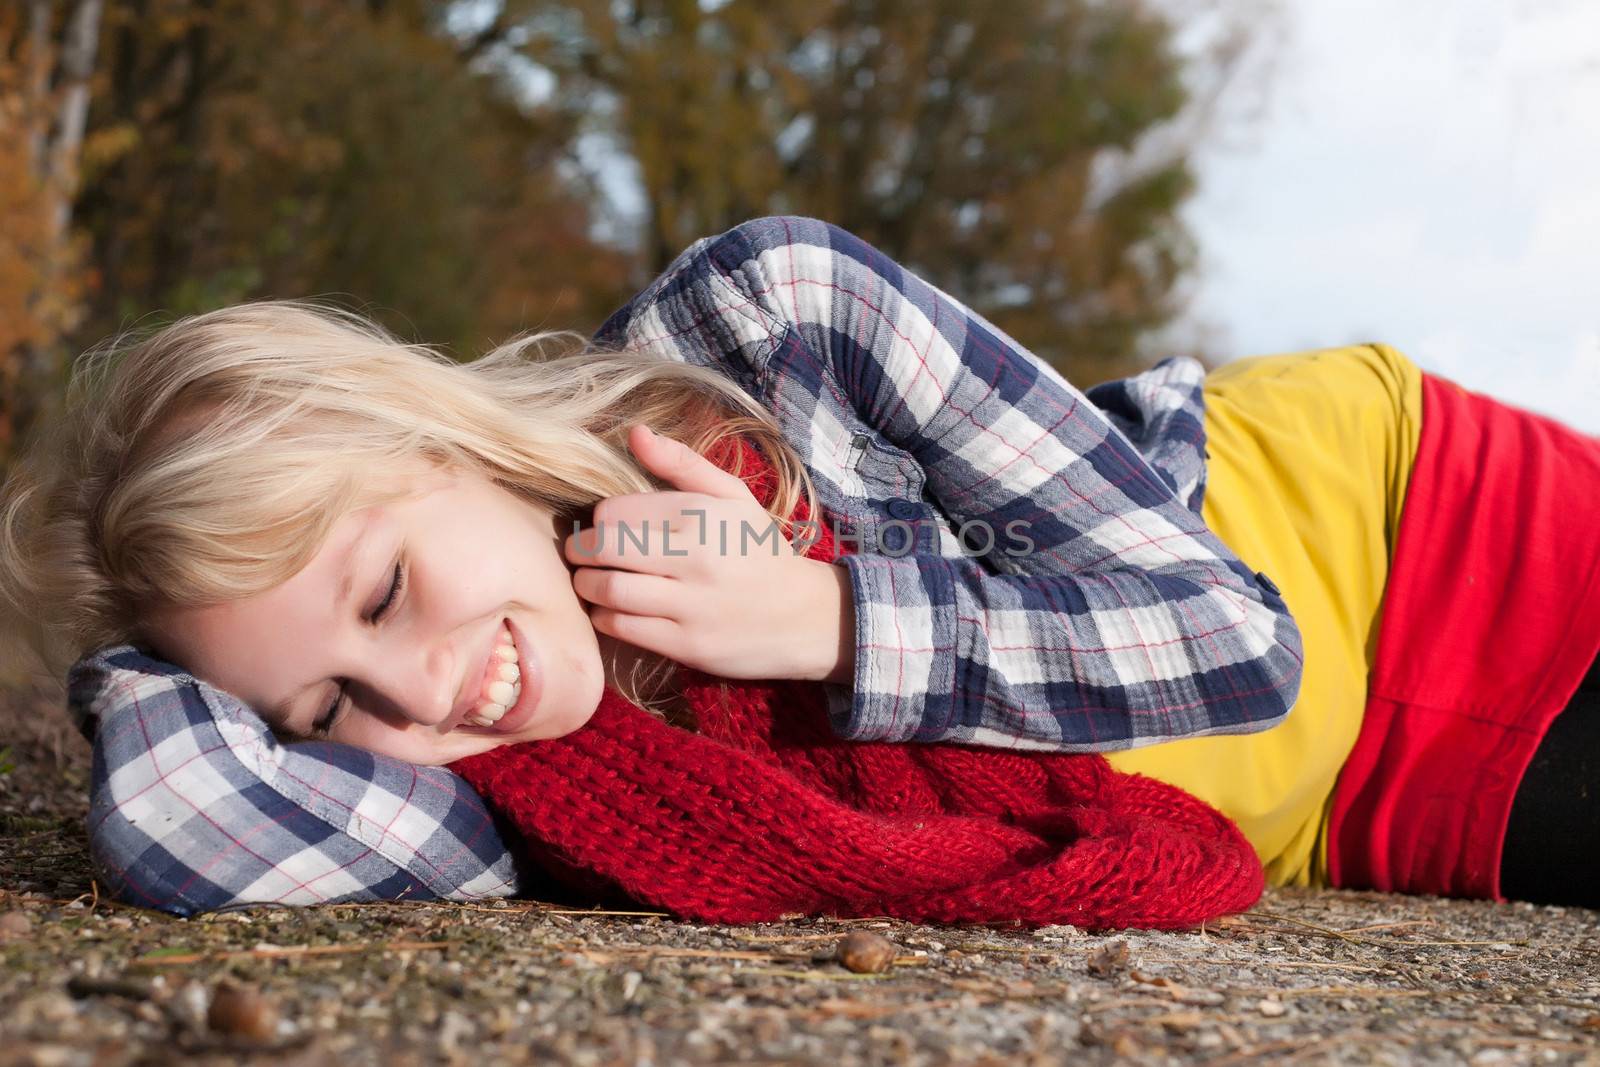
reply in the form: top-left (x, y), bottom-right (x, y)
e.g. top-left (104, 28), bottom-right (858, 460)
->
top-left (3, 216), bottom-right (1597, 927)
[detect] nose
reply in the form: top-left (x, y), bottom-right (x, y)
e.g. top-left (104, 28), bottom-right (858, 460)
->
top-left (355, 641), bottom-right (455, 728)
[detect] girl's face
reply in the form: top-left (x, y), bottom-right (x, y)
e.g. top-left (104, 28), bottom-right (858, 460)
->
top-left (142, 459), bottom-right (611, 765)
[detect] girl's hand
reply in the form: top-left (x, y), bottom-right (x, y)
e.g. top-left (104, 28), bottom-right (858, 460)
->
top-left (564, 424), bottom-right (853, 684)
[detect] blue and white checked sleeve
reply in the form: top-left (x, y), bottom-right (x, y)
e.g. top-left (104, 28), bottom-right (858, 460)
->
top-left (68, 646), bottom-right (520, 914)
top-left (601, 216), bottom-right (1304, 752)
top-left (1083, 358), bottom-right (1211, 518)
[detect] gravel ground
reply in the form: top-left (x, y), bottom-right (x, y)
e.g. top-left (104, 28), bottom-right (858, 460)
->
top-left (3, 678), bottom-right (1598, 1066)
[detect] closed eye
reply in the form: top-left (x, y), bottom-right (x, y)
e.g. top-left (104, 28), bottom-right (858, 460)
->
top-left (312, 559), bottom-right (407, 736)
top-left (371, 559), bottom-right (405, 622)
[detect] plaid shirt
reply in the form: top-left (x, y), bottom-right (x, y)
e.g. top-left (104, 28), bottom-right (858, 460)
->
top-left (69, 215), bottom-right (1302, 914)
top-left (68, 646), bottom-right (520, 915)
top-left (595, 215), bottom-right (1303, 750)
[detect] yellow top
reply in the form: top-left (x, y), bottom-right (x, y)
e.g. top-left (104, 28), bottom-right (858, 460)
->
top-left (1104, 345), bottom-right (1423, 887)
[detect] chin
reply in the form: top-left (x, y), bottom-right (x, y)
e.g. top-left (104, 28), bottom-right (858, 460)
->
top-left (385, 743), bottom-right (472, 768)
top-left (527, 684), bottom-right (602, 742)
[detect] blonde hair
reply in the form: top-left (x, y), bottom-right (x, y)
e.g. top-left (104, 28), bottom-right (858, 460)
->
top-left (0, 300), bottom-right (820, 721)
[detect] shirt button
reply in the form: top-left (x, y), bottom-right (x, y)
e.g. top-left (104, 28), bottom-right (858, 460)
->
top-left (1255, 571), bottom-right (1281, 596)
top-left (886, 499), bottom-right (921, 521)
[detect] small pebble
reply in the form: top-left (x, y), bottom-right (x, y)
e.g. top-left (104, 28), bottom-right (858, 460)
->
top-left (0, 910), bottom-right (33, 939)
top-left (1032, 924), bottom-right (1083, 939)
top-left (837, 931), bottom-right (898, 974)
top-left (170, 980), bottom-right (210, 1032)
top-left (1086, 940), bottom-right (1130, 977)
top-left (207, 979), bottom-right (278, 1041)
top-left (1111, 1033), bottom-right (1142, 1057)
top-left (1257, 998), bottom-right (1288, 1017)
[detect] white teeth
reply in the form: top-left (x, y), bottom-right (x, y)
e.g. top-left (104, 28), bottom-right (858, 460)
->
top-left (461, 622), bottom-right (523, 732)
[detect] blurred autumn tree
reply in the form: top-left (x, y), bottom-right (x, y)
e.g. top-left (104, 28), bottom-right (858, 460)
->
top-left (0, 0), bottom-right (631, 465)
top-left (474, 0), bottom-right (1273, 375)
top-left (0, 0), bottom-right (1275, 466)
top-left (0, 0), bottom-right (99, 464)
top-left (73, 0), bottom-right (631, 353)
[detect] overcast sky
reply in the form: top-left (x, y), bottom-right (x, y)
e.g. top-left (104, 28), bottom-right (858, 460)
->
top-left (1178, 0), bottom-right (1600, 433)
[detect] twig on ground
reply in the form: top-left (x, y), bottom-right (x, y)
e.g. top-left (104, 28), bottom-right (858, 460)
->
top-left (1212, 1029), bottom-right (1399, 1066)
top-left (1135, 954), bottom-right (1383, 974)
top-left (134, 939), bottom-right (453, 966)
top-left (1340, 919), bottom-right (1437, 934)
top-left (728, 967), bottom-right (891, 981)
top-left (558, 944), bottom-right (930, 967)
top-left (1237, 911), bottom-right (1531, 949)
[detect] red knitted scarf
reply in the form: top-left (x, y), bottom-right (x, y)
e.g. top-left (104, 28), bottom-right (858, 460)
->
top-left (450, 435), bottom-right (1264, 930)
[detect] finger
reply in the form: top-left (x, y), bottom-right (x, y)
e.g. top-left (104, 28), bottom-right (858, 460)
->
top-left (565, 507), bottom-right (711, 570)
top-left (589, 490), bottom-right (717, 529)
top-left (629, 424), bottom-right (755, 500)
top-left (570, 567), bottom-right (685, 618)
top-left (586, 606), bottom-right (689, 661)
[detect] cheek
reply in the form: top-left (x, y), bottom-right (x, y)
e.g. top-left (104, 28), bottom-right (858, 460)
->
top-left (502, 516), bottom-right (578, 600)
top-left (545, 552), bottom-right (591, 615)
top-left (449, 533), bottom-right (564, 608)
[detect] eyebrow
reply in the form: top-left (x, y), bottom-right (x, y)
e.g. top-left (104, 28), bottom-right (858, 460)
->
top-left (336, 523), bottom-right (366, 619)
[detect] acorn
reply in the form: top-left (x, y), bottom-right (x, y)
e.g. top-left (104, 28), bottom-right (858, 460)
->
top-left (206, 979), bottom-right (278, 1041)
top-left (836, 930), bottom-right (898, 974)
top-left (0, 911), bottom-right (32, 939)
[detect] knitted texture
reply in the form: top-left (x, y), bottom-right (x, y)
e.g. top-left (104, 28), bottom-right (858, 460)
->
top-left (450, 435), bottom-right (1265, 930)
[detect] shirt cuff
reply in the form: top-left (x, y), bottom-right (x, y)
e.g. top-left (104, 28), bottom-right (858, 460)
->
top-left (822, 552), bottom-right (959, 743)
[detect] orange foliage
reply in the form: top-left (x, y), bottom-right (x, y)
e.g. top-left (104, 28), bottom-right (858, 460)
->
top-left (0, 8), bottom-right (89, 464)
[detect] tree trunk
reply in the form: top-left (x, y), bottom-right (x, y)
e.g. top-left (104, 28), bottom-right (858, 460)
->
top-left (24, 1), bottom-right (51, 173)
top-left (43, 0), bottom-right (102, 244)
top-left (7, 0), bottom-right (103, 462)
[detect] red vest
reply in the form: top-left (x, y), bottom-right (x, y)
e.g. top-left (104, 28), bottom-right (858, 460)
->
top-left (1327, 374), bottom-right (1600, 898)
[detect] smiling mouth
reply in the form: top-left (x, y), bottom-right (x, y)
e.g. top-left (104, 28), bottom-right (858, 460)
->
top-left (464, 620), bottom-right (522, 728)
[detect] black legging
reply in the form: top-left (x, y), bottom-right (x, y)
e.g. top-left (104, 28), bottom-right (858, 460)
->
top-left (1498, 650), bottom-right (1600, 908)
